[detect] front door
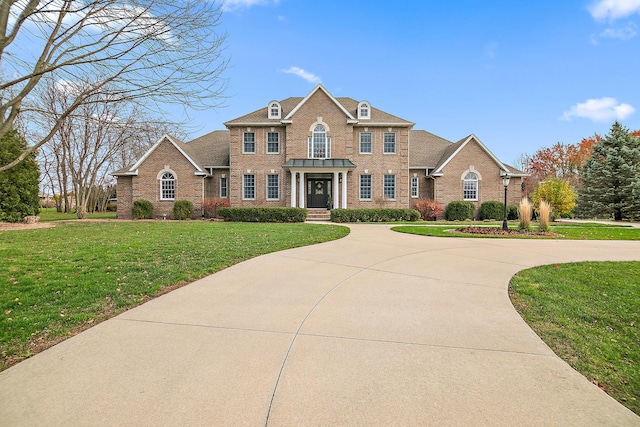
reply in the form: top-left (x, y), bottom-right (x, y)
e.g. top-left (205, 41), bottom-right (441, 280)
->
top-left (307, 179), bottom-right (332, 208)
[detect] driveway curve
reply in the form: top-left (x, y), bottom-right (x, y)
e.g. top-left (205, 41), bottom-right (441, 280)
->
top-left (1, 224), bottom-right (640, 426)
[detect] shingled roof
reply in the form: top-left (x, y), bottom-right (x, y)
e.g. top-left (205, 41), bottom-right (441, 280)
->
top-left (184, 130), bottom-right (230, 167)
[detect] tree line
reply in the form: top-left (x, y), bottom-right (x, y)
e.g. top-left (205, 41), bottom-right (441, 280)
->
top-left (520, 123), bottom-right (640, 221)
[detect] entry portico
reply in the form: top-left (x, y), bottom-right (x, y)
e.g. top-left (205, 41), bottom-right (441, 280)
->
top-left (284, 159), bottom-right (355, 209)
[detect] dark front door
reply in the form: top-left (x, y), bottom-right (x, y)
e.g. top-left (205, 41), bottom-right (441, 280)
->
top-left (307, 179), bottom-right (332, 208)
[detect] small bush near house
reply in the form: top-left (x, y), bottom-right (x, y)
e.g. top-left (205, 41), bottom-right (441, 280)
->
top-left (330, 208), bottom-right (420, 223)
top-left (444, 201), bottom-right (476, 221)
top-left (132, 200), bottom-right (153, 219)
top-left (507, 205), bottom-right (519, 220)
top-left (173, 200), bottom-right (193, 220)
top-left (413, 200), bottom-right (443, 221)
top-left (518, 198), bottom-right (532, 230)
top-left (203, 198), bottom-right (230, 218)
top-left (105, 203), bottom-right (117, 212)
top-left (478, 201), bottom-right (504, 220)
top-left (218, 207), bottom-right (307, 222)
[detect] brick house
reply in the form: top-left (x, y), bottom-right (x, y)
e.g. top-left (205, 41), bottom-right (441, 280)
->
top-left (113, 84), bottom-right (525, 219)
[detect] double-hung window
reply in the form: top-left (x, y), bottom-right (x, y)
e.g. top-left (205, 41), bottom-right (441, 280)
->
top-left (308, 125), bottom-right (331, 159)
top-left (360, 174), bottom-right (372, 200)
top-left (266, 174), bottom-right (279, 200)
top-left (160, 172), bottom-right (175, 200)
top-left (243, 174), bottom-right (255, 199)
top-left (360, 132), bottom-right (372, 154)
top-left (411, 176), bottom-right (419, 198)
top-left (463, 172), bottom-right (478, 201)
top-left (220, 177), bottom-right (228, 198)
top-left (383, 132), bottom-right (396, 154)
top-left (243, 132), bottom-right (255, 153)
top-left (383, 174), bottom-right (396, 199)
top-left (267, 132), bottom-right (279, 154)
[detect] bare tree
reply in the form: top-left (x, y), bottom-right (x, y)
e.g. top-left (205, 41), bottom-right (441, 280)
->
top-left (0, 0), bottom-right (227, 172)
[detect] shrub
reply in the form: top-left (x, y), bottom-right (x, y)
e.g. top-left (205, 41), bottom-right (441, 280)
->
top-left (507, 205), bottom-right (519, 220)
top-left (478, 201), bottom-right (504, 220)
top-left (330, 208), bottom-right (420, 223)
top-left (173, 200), bottom-right (193, 220)
top-left (203, 198), bottom-right (230, 218)
top-left (444, 201), bottom-right (476, 221)
top-left (531, 178), bottom-right (576, 220)
top-left (132, 200), bottom-right (153, 219)
top-left (538, 200), bottom-right (551, 232)
top-left (218, 207), bottom-right (307, 222)
top-left (0, 129), bottom-right (40, 222)
top-left (518, 198), bottom-right (532, 230)
top-left (413, 200), bottom-right (443, 221)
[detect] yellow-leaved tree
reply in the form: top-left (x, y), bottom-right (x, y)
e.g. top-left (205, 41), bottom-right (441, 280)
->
top-left (531, 178), bottom-right (577, 220)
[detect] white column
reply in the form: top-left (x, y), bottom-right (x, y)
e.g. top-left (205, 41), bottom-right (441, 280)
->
top-left (299, 171), bottom-right (305, 208)
top-left (333, 172), bottom-right (339, 209)
top-left (341, 171), bottom-right (347, 208)
top-left (290, 171), bottom-right (297, 207)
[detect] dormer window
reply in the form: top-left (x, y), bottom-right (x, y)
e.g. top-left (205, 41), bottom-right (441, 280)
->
top-left (357, 101), bottom-right (370, 120)
top-left (268, 101), bottom-right (281, 119)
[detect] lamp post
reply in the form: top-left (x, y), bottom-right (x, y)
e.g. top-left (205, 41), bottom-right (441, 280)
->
top-left (502, 173), bottom-right (511, 230)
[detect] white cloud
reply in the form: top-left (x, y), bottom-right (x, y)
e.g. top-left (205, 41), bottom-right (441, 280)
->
top-left (600, 24), bottom-right (637, 38)
top-left (222, 0), bottom-right (279, 11)
top-left (281, 66), bottom-right (321, 84)
top-left (589, 0), bottom-right (640, 21)
top-left (561, 97), bottom-right (635, 121)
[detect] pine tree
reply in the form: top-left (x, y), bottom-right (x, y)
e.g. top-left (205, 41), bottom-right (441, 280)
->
top-left (577, 122), bottom-right (640, 220)
top-left (0, 129), bottom-right (41, 222)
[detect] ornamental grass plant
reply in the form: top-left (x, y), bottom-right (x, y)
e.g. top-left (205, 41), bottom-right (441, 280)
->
top-left (538, 200), bottom-right (551, 232)
top-left (518, 198), bottom-right (532, 230)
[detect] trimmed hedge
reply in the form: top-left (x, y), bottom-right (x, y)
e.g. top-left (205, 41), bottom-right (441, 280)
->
top-left (479, 201), bottom-right (504, 220)
top-left (507, 205), bottom-right (518, 220)
top-left (444, 201), bottom-right (476, 221)
top-left (132, 200), bottom-right (153, 219)
top-left (330, 208), bottom-right (420, 223)
top-left (218, 207), bottom-right (307, 222)
top-left (173, 200), bottom-right (193, 220)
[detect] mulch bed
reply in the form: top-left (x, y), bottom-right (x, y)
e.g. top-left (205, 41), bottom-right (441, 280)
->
top-left (453, 226), bottom-right (559, 237)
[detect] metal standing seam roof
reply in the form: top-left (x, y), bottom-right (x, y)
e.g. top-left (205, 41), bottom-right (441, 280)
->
top-left (282, 159), bottom-right (357, 169)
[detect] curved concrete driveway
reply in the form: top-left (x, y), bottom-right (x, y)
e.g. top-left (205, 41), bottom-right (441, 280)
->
top-left (2, 224), bottom-right (640, 426)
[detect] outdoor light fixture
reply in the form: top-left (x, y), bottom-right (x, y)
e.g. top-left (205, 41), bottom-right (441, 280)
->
top-left (501, 173), bottom-right (511, 231)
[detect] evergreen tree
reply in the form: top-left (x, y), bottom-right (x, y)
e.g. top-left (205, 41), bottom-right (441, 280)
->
top-left (577, 122), bottom-right (640, 220)
top-left (0, 130), bottom-right (40, 222)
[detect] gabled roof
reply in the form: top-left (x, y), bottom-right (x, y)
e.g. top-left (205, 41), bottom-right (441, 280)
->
top-left (408, 130), bottom-right (454, 168)
top-left (432, 134), bottom-right (512, 176)
top-left (224, 84), bottom-right (413, 127)
top-left (112, 132), bottom-right (231, 177)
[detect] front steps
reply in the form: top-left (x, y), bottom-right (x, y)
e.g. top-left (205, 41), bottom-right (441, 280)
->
top-left (306, 208), bottom-right (331, 221)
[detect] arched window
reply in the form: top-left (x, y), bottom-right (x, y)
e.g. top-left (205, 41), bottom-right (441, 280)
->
top-left (308, 124), bottom-right (331, 158)
top-left (463, 172), bottom-right (478, 201)
top-left (160, 172), bottom-right (175, 200)
top-left (358, 101), bottom-right (370, 119)
top-left (268, 101), bottom-right (281, 119)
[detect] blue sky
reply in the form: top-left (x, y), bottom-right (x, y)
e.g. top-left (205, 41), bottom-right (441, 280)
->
top-left (189, 0), bottom-right (640, 165)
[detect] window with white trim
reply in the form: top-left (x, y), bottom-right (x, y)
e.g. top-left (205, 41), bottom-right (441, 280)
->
top-left (267, 132), bottom-right (279, 153)
top-left (308, 124), bottom-right (331, 159)
top-left (269, 102), bottom-right (281, 119)
top-left (463, 172), bottom-right (478, 201)
top-left (383, 132), bottom-right (396, 154)
top-left (358, 101), bottom-right (370, 119)
top-left (243, 174), bottom-right (255, 199)
top-left (220, 177), bottom-right (228, 198)
top-left (411, 176), bottom-right (419, 198)
top-left (266, 174), bottom-right (279, 200)
top-left (243, 132), bottom-right (255, 153)
top-left (160, 172), bottom-right (175, 200)
top-left (360, 132), bottom-right (372, 154)
top-left (383, 174), bottom-right (396, 199)
top-left (360, 174), bottom-right (372, 200)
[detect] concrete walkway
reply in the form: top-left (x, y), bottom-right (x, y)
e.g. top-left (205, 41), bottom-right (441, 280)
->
top-left (2, 224), bottom-right (640, 426)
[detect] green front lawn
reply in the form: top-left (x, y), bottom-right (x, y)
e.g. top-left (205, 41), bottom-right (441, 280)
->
top-left (0, 221), bottom-right (349, 370)
top-left (510, 262), bottom-right (640, 415)
top-left (392, 223), bottom-right (640, 240)
top-left (38, 208), bottom-right (117, 221)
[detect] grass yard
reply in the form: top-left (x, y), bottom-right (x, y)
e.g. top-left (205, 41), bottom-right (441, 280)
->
top-left (0, 221), bottom-right (349, 371)
top-left (38, 208), bottom-right (117, 221)
top-left (509, 262), bottom-right (640, 415)
top-left (392, 223), bottom-right (640, 240)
